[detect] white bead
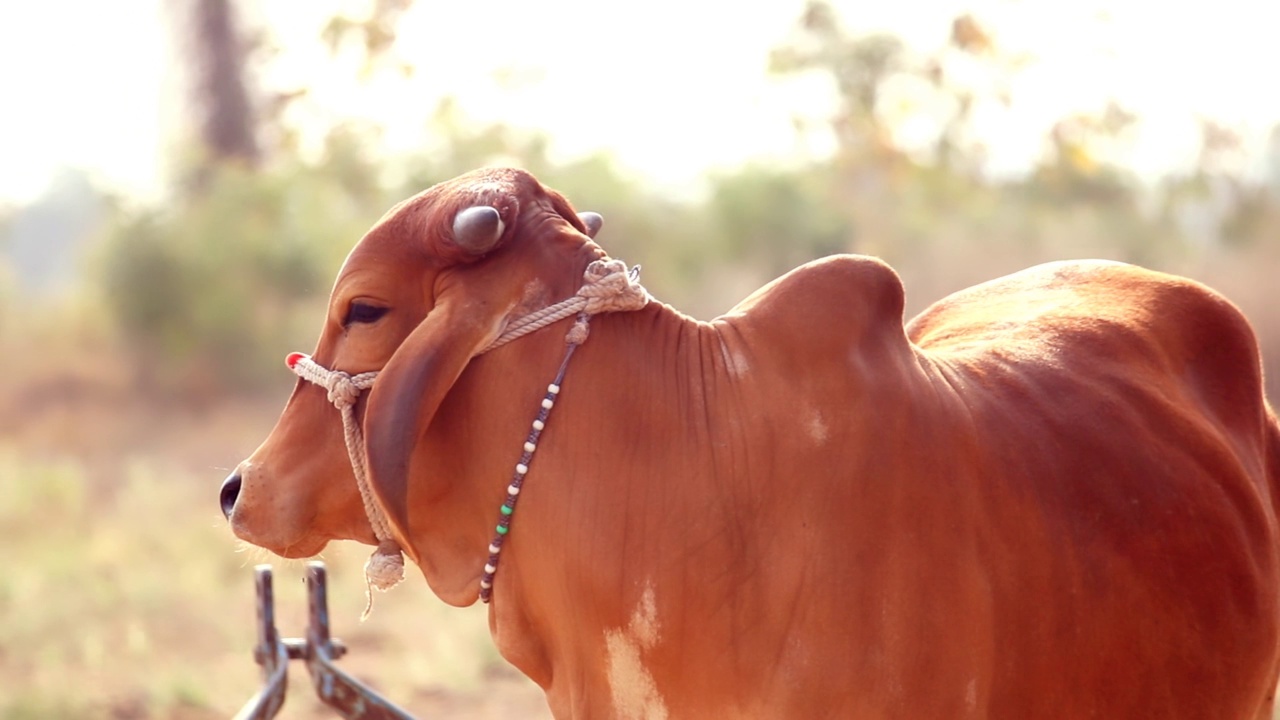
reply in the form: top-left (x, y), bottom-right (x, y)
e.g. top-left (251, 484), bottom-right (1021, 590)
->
top-left (548, 383), bottom-right (561, 394)
top-left (533, 420), bottom-right (545, 431)
top-left (524, 441), bottom-right (536, 453)
top-left (508, 484), bottom-right (520, 495)
top-left (489, 544), bottom-right (501, 554)
top-left (480, 580), bottom-right (492, 589)
top-left (484, 563), bottom-right (496, 574)
top-left (541, 399), bottom-right (554, 409)
top-left (516, 464), bottom-right (528, 475)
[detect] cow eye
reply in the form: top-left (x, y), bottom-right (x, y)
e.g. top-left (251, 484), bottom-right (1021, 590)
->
top-left (344, 302), bottom-right (389, 326)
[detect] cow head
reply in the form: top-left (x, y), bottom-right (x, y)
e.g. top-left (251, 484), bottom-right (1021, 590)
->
top-left (220, 168), bottom-right (605, 602)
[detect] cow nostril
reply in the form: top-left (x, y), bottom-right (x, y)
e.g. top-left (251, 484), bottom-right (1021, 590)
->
top-left (220, 472), bottom-right (242, 519)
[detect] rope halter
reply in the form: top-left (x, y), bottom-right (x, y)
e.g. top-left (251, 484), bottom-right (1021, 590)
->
top-left (285, 259), bottom-right (649, 614)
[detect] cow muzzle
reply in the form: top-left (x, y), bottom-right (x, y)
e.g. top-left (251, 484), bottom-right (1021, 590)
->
top-left (219, 458), bottom-right (341, 559)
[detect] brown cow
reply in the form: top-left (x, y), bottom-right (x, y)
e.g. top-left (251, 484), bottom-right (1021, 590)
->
top-left (221, 167), bottom-right (1280, 719)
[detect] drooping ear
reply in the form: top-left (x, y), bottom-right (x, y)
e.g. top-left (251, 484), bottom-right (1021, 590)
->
top-left (578, 211), bottom-right (604, 238)
top-left (363, 286), bottom-right (499, 553)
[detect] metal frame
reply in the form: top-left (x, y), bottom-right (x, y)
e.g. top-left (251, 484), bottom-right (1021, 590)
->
top-left (233, 561), bottom-right (418, 720)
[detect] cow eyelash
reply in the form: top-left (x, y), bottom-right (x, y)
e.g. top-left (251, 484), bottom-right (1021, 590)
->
top-left (344, 302), bottom-right (389, 326)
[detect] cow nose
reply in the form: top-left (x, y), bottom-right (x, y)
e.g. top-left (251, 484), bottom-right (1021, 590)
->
top-left (220, 472), bottom-right (242, 519)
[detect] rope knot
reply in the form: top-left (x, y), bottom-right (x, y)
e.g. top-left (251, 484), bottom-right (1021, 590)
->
top-left (361, 541), bottom-right (406, 620)
top-left (324, 372), bottom-right (360, 408)
top-left (565, 314), bottom-right (590, 345)
top-left (366, 540), bottom-right (405, 586)
top-left (578, 259), bottom-right (649, 315)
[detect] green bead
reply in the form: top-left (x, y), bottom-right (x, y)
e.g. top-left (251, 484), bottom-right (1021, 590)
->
top-left (500, 505), bottom-right (514, 516)
top-left (496, 524), bottom-right (509, 535)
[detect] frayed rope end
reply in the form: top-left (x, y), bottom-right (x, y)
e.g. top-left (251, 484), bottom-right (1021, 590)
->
top-left (360, 541), bottom-right (405, 621)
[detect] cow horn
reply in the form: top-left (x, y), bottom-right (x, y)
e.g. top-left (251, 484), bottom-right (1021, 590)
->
top-left (452, 206), bottom-right (505, 254)
top-left (579, 211), bottom-right (604, 239)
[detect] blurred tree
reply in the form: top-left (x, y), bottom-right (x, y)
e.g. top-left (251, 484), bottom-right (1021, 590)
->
top-left (926, 14), bottom-right (1029, 178)
top-left (0, 257), bottom-right (12, 321)
top-left (1197, 119), bottom-right (1280, 248)
top-left (0, 201), bottom-right (12, 256)
top-left (185, 0), bottom-right (259, 167)
top-left (765, 1), bottom-right (1204, 274)
top-left (1196, 118), bottom-right (1246, 178)
top-left (772, 6), bottom-right (1025, 182)
top-left (1154, 119), bottom-right (1272, 250)
top-left (767, 3), bottom-right (1042, 262)
top-left (1268, 124), bottom-right (1280, 193)
top-left (98, 0), bottom-right (406, 394)
top-left (5, 169), bottom-right (106, 296)
top-left (322, 0), bottom-right (417, 78)
top-left (769, 1), bottom-right (913, 257)
top-left (400, 98), bottom-right (554, 186)
top-left (709, 164), bottom-right (851, 278)
top-left (95, 146), bottom-right (386, 393)
top-left (1030, 101), bottom-right (1138, 207)
top-left (770, 2), bottom-right (907, 166)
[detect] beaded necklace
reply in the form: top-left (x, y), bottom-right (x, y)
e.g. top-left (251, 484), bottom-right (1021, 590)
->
top-left (479, 316), bottom-right (584, 603)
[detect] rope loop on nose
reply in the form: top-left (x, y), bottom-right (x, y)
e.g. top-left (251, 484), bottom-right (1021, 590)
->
top-left (286, 352), bottom-right (401, 618)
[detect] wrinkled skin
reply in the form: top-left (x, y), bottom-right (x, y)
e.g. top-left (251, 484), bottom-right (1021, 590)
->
top-left (225, 167), bottom-right (1280, 719)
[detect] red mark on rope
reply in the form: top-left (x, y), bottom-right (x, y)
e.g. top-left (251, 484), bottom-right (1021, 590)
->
top-left (285, 352), bottom-right (306, 369)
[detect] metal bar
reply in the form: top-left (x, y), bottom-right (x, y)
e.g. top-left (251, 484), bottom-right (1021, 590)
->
top-left (301, 561), bottom-right (418, 720)
top-left (231, 561), bottom-right (419, 719)
top-left (232, 565), bottom-right (290, 720)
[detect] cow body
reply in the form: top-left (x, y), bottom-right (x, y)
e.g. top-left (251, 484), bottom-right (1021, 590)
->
top-left (470, 256), bottom-right (1280, 719)
top-left (223, 168), bottom-right (1280, 719)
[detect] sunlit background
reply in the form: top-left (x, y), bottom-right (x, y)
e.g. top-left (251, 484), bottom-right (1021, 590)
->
top-left (2, 0), bottom-right (1278, 717)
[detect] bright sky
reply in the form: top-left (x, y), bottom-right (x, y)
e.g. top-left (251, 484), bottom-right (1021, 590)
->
top-left (2, 0), bottom-right (1278, 204)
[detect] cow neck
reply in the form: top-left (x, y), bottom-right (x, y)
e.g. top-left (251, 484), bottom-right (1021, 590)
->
top-left (285, 258), bottom-right (649, 613)
top-left (477, 259), bottom-right (649, 603)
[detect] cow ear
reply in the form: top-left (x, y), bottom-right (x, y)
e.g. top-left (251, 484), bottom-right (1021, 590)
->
top-left (362, 288), bottom-right (497, 599)
top-left (578, 211), bottom-right (603, 239)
